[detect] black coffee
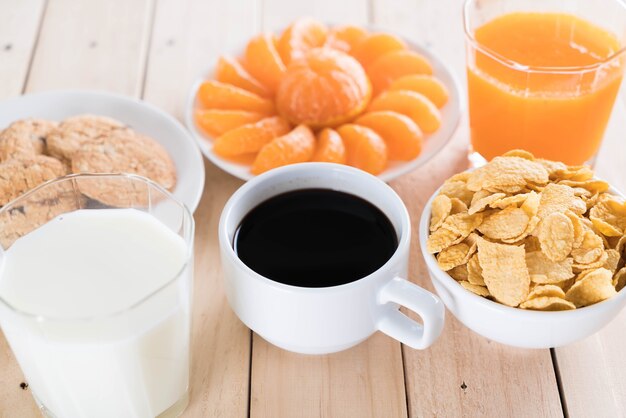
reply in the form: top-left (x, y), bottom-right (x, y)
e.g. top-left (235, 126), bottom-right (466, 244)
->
top-left (233, 188), bottom-right (398, 288)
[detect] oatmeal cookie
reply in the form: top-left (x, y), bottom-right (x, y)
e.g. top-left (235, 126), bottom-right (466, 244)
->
top-left (0, 119), bottom-right (58, 161)
top-left (0, 156), bottom-right (66, 206)
top-left (46, 115), bottom-right (130, 162)
top-left (71, 131), bottom-right (177, 206)
top-left (0, 188), bottom-right (85, 248)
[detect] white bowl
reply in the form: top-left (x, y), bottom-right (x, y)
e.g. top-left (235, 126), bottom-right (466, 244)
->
top-left (418, 182), bottom-right (626, 348)
top-left (185, 33), bottom-right (462, 182)
top-left (0, 90), bottom-right (205, 212)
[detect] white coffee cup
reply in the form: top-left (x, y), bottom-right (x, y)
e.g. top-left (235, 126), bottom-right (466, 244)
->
top-left (219, 163), bottom-right (445, 354)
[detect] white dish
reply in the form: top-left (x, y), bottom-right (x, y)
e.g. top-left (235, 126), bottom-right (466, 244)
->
top-left (0, 90), bottom-right (205, 212)
top-left (185, 34), bottom-right (462, 182)
top-left (418, 180), bottom-right (626, 348)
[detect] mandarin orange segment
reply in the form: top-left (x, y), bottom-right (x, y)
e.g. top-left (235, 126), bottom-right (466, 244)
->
top-left (312, 128), bottom-right (346, 164)
top-left (195, 109), bottom-right (266, 138)
top-left (197, 80), bottom-right (276, 114)
top-left (388, 74), bottom-right (449, 107)
top-left (368, 90), bottom-right (441, 133)
top-left (367, 50), bottom-right (433, 95)
top-left (352, 33), bottom-right (407, 69)
top-left (325, 25), bottom-right (368, 54)
top-left (337, 124), bottom-right (387, 175)
top-left (277, 18), bottom-right (328, 65)
top-left (244, 33), bottom-right (286, 93)
top-left (251, 125), bottom-right (315, 174)
top-left (215, 56), bottom-right (271, 98)
top-left (213, 116), bottom-right (291, 157)
top-left (276, 48), bottom-right (371, 128)
top-left (356, 111), bottom-right (422, 160)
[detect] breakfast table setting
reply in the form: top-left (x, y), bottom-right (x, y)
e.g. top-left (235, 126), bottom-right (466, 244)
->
top-left (1, 0), bottom-right (626, 417)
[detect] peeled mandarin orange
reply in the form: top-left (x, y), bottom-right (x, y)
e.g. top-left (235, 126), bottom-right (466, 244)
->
top-left (388, 74), bottom-right (449, 107)
top-left (276, 48), bottom-right (371, 128)
top-left (368, 90), bottom-right (441, 133)
top-left (213, 116), bottom-right (291, 157)
top-left (337, 124), bottom-right (387, 175)
top-left (367, 50), bottom-right (433, 95)
top-left (311, 128), bottom-right (346, 164)
top-left (197, 80), bottom-right (275, 114)
top-left (356, 111), bottom-right (422, 160)
top-left (244, 33), bottom-right (286, 92)
top-left (325, 25), bottom-right (368, 54)
top-left (194, 109), bottom-right (265, 138)
top-left (352, 33), bottom-right (407, 69)
top-left (251, 125), bottom-right (315, 174)
top-left (215, 56), bottom-right (271, 98)
top-left (277, 18), bottom-right (328, 65)
top-left (221, 153), bottom-right (257, 166)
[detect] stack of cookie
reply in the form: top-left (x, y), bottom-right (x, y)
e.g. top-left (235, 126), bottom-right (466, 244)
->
top-left (0, 115), bottom-right (177, 207)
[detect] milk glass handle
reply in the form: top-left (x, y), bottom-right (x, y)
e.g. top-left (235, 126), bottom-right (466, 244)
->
top-left (377, 277), bottom-right (445, 349)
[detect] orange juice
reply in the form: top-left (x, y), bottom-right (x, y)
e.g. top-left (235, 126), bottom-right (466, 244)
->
top-left (467, 12), bottom-right (624, 164)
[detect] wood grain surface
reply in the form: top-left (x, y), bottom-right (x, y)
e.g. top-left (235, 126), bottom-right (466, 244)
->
top-left (0, 0), bottom-right (625, 417)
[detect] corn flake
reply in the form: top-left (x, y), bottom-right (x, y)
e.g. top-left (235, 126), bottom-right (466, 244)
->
top-left (520, 296), bottom-right (575, 311)
top-left (537, 212), bottom-right (574, 262)
top-left (477, 238), bottom-right (529, 307)
top-left (478, 207), bottom-right (529, 240)
top-left (428, 153), bottom-right (625, 311)
top-left (467, 156), bottom-right (549, 193)
top-left (469, 192), bottom-right (506, 215)
top-left (565, 268), bottom-right (617, 307)
top-left (537, 183), bottom-right (586, 219)
top-left (450, 198), bottom-right (469, 214)
top-left (437, 243), bottom-right (471, 271)
top-left (589, 196), bottom-right (626, 237)
top-left (459, 281), bottom-right (491, 297)
top-left (448, 264), bottom-right (468, 282)
top-left (430, 194), bottom-right (452, 232)
top-left (613, 267), bottom-right (626, 291)
top-left (526, 251), bottom-right (574, 284)
top-left (527, 284), bottom-right (566, 300)
top-left (426, 212), bottom-right (483, 254)
top-left (440, 180), bottom-right (474, 207)
top-left (467, 253), bottom-right (485, 286)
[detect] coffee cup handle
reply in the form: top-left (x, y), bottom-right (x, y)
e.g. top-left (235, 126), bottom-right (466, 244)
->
top-left (377, 277), bottom-right (445, 349)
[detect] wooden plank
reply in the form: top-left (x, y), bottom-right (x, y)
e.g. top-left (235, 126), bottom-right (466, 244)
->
top-left (26, 0), bottom-right (153, 95)
top-left (0, 0), bottom-right (46, 99)
top-left (144, 0), bottom-right (259, 416)
top-left (262, 0), bottom-right (368, 31)
top-left (553, 98), bottom-right (626, 417)
top-left (143, 0), bottom-right (260, 120)
top-left (554, 309), bottom-right (626, 417)
top-left (0, 1), bottom-right (47, 416)
top-left (373, 0), bottom-right (564, 416)
top-left (0, 0), bottom-right (154, 416)
top-left (371, 0), bottom-right (466, 81)
top-left (251, 333), bottom-right (407, 418)
top-left (249, 3), bottom-right (409, 418)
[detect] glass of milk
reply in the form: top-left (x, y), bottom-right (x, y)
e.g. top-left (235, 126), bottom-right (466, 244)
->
top-left (0, 174), bottom-right (194, 418)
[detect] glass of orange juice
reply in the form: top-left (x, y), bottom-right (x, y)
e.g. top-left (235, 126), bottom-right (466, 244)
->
top-left (464, 0), bottom-right (626, 166)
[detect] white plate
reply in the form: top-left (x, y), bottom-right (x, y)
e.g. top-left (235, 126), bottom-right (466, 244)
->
top-left (185, 34), bottom-right (462, 182)
top-left (0, 90), bottom-right (205, 212)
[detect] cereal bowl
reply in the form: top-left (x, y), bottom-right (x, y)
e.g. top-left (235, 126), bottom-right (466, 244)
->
top-left (418, 181), bottom-right (626, 349)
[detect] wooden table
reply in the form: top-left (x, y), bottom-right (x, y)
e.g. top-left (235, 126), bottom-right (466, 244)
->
top-left (1, 0), bottom-right (625, 416)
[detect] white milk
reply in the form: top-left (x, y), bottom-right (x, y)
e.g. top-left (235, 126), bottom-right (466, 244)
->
top-left (0, 209), bottom-right (192, 418)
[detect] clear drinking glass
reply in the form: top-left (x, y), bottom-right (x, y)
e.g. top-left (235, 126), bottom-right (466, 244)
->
top-left (0, 174), bottom-right (194, 418)
top-left (464, 0), bottom-right (626, 166)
